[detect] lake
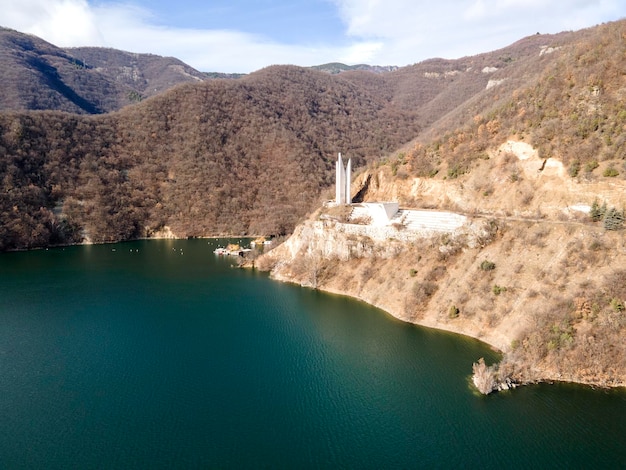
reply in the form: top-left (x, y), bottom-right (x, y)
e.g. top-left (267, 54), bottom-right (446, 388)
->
top-left (1, 239), bottom-right (625, 468)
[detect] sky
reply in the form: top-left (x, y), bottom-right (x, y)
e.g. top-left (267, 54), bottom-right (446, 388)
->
top-left (2, 0), bottom-right (625, 73)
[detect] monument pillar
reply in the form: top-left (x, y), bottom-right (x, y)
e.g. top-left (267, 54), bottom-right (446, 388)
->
top-left (345, 157), bottom-right (351, 205)
top-left (335, 153), bottom-right (351, 205)
top-left (336, 153), bottom-right (344, 204)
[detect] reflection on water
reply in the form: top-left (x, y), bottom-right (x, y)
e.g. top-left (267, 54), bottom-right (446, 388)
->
top-left (0, 239), bottom-right (625, 468)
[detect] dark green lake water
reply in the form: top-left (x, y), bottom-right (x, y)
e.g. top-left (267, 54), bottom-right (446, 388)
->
top-left (1, 239), bottom-right (625, 468)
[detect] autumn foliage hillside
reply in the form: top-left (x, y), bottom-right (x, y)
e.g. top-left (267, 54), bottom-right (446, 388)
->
top-left (402, 20), bottom-right (626, 180)
top-left (1, 20), bottom-right (624, 251)
top-left (0, 65), bottom-right (419, 250)
top-left (0, 27), bottom-right (210, 114)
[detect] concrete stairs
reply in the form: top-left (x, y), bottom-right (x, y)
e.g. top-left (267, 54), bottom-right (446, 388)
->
top-left (349, 204), bottom-right (467, 233)
top-left (391, 209), bottom-right (466, 232)
top-left (349, 205), bottom-right (371, 222)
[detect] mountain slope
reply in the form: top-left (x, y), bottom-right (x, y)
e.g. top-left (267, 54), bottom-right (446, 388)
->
top-left (0, 27), bottom-right (210, 113)
top-left (336, 28), bottom-right (575, 140)
top-left (310, 62), bottom-right (398, 74)
top-left (257, 19), bottom-right (626, 390)
top-left (65, 46), bottom-right (209, 100)
top-left (0, 64), bottom-right (420, 249)
top-left (0, 20), bottom-right (623, 254)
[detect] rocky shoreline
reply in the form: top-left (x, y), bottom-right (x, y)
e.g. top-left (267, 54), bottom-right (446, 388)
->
top-left (269, 267), bottom-right (522, 394)
top-left (268, 265), bottom-right (626, 394)
top-left (253, 213), bottom-right (626, 394)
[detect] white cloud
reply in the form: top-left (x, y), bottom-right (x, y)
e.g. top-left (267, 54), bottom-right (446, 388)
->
top-left (338, 41), bottom-right (385, 64)
top-left (3, 0), bottom-right (102, 44)
top-left (1, 0), bottom-right (625, 72)
top-left (1, 0), bottom-right (359, 71)
top-left (330, 0), bottom-right (626, 65)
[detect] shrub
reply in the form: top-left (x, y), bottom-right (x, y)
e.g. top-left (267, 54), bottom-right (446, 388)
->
top-left (492, 284), bottom-right (507, 295)
top-left (605, 270), bottom-right (626, 303)
top-left (547, 323), bottom-right (575, 351)
top-left (588, 239), bottom-right (604, 251)
top-left (611, 298), bottom-right (625, 312)
top-left (449, 305), bottom-right (460, 318)
top-left (475, 219), bottom-right (499, 247)
top-left (472, 358), bottom-right (496, 394)
top-left (408, 281), bottom-right (438, 311)
top-left (409, 268), bottom-right (417, 277)
top-left (568, 160), bottom-right (581, 177)
top-left (603, 166), bottom-right (619, 177)
top-left (447, 164), bottom-right (464, 179)
top-left (585, 160), bottom-right (599, 172)
top-left (480, 260), bottom-right (496, 271)
top-left (425, 265), bottom-right (447, 281)
top-left (603, 207), bottom-right (624, 230)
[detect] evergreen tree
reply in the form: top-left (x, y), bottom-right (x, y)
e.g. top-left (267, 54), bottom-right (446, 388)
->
top-left (590, 200), bottom-right (607, 222)
top-left (604, 207), bottom-right (624, 231)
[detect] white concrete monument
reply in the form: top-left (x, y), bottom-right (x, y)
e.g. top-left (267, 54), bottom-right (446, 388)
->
top-left (335, 153), bottom-right (351, 205)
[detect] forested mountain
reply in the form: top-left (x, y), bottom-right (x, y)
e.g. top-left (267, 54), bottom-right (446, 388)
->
top-left (0, 27), bottom-right (210, 114)
top-left (0, 20), bottom-right (621, 251)
top-left (0, 64), bottom-right (420, 249)
top-left (64, 46), bottom-right (209, 99)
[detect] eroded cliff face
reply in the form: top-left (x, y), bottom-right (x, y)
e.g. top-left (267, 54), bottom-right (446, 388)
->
top-left (257, 140), bottom-right (626, 389)
top-left (354, 140), bottom-right (626, 222)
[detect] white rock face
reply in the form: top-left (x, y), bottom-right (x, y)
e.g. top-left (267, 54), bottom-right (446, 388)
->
top-left (569, 204), bottom-right (591, 213)
top-left (540, 46), bottom-right (561, 56)
top-left (280, 220), bottom-right (406, 261)
top-left (498, 140), bottom-right (565, 178)
top-left (276, 207), bottom-right (482, 265)
top-left (499, 140), bottom-right (537, 160)
top-left (486, 79), bottom-right (506, 89)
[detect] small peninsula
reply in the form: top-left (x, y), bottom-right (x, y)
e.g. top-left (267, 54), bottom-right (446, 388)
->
top-left (255, 140), bottom-right (626, 392)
